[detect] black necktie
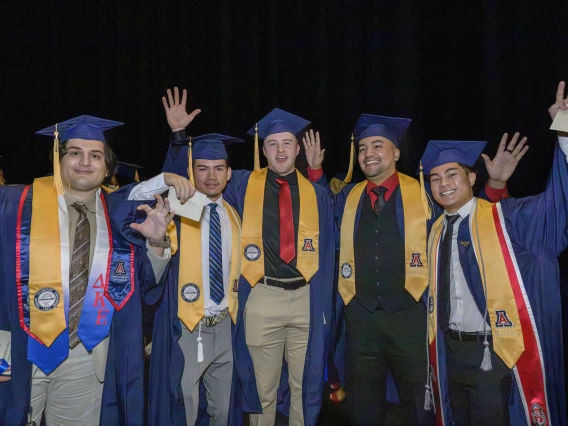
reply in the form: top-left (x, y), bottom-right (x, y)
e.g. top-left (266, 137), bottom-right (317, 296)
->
top-left (438, 214), bottom-right (460, 331)
top-left (371, 186), bottom-right (387, 216)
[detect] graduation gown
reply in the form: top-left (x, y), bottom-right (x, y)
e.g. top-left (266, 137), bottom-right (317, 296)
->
top-left (431, 143), bottom-right (568, 426)
top-left (225, 169), bottom-right (336, 426)
top-left (0, 185), bottom-right (158, 426)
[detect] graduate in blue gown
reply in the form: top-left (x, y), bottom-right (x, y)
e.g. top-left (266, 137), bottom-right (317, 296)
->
top-left (422, 83), bottom-right (568, 426)
top-left (0, 116), bottom-right (173, 426)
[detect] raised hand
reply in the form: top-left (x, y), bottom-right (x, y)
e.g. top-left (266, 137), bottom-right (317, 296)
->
top-left (548, 81), bottom-right (568, 122)
top-left (302, 130), bottom-right (325, 169)
top-left (163, 172), bottom-right (196, 204)
top-left (130, 194), bottom-right (175, 243)
top-left (481, 132), bottom-right (529, 188)
top-left (162, 87), bottom-right (202, 131)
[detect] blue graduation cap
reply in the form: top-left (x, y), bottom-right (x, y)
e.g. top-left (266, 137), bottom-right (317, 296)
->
top-left (247, 108), bottom-right (310, 140)
top-left (353, 114), bottom-right (412, 147)
top-left (114, 161), bottom-right (143, 183)
top-left (36, 115), bottom-right (123, 143)
top-left (420, 140), bottom-right (487, 175)
top-left (247, 109), bottom-right (311, 170)
top-left (162, 133), bottom-right (243, 183)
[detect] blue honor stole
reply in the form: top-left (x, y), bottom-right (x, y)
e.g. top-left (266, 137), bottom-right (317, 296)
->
top-left (16, 186), bottom-right (136, 374)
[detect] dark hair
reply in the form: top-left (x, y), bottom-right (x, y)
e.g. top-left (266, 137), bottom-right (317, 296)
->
top-left (57, 140), bottom-right (118, 185)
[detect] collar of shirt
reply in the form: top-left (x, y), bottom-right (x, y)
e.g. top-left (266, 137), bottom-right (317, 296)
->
top-left (267, 167), bottom-right (299, 187)
top-left (444, 196), bottom-right (476, 222)
top-left (63, 191), bottom-right (97, 214)
top-left (365, 171), bottom-right (399, 208)
top-left (207, 195), bottom-right (226, 212)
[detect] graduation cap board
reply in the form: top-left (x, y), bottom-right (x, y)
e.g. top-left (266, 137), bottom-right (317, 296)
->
top-left (246, 108), bottom-right (311, 170)
top-left (36, 115), bottom-right (124, 195)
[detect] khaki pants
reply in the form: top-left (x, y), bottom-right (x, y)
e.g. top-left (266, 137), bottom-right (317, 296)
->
top-left (30, 343), bottom-right (104, 426)
top-left (245, 283), bottom-right (310, 426)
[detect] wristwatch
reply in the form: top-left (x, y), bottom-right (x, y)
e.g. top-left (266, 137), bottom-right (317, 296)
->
top-left (148, 234), bottom-right (171, 248)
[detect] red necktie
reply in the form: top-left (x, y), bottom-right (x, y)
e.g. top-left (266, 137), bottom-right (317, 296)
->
top-left (276, 178), bottom-right (295, 264)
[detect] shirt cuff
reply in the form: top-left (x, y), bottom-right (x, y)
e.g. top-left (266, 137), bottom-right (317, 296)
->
top-left (146, 240), bottom-right (171, 282)
top-left (128, 173), bottom-right (169, 201)
top-left (307, 167), bottom-right (324, 182)
top-left (484, 182), bottom-right (509, 202)
top-left (558, 136), bottom-right (568, 162)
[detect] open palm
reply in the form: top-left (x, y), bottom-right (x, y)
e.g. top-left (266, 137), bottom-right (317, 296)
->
top-left (162, 87), bottom-right (201, 131)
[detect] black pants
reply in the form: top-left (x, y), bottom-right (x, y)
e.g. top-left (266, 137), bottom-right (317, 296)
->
top-left (444, 334), bottom-right (513, 426)
top-left (344, 300), bottom-right (434, 426)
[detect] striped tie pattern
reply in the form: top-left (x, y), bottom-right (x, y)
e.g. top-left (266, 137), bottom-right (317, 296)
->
top-left (209, 203), bottom-right (224, 305)
top-left (68, 203), bottom-right (90, 349)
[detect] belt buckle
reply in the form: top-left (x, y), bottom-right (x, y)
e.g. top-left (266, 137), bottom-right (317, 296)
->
top-left (206, 315), bottom-right (216, 327)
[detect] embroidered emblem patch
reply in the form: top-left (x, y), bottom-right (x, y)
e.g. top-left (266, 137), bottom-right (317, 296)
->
top-left (410, 253), bottom-right (423, 267)
top-left (111, 259), bottom-right (129, 284)
top-left (232, 279), bottom-right (239, 293)
top-left (460, 240), bottom-right (471, 248)
top-left (428, 296), bottom-right (434, 313)
top-left (340, 262), bottom-right (353, 279)
top-left (244, 244), bottom-right (261, 261)
top-left (34, 288), bottom-right (60, 312)
top-left (181, 284), bottom-right (200, 303)
top-left (531, 403), bottom-right (546, 426)
top-left (495, 310), bottom-right (513, 327)
top-left (302, 238), bottom-right (315, 252)
top-left (113, 261), bottom-right (127, 275)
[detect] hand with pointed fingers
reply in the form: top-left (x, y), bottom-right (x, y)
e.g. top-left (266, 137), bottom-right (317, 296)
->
top-left (130, 194), bottom-right (175, 242)
top-left (482, 132), bottom-right (529, 188)
top-left (302, 129), bottom-right (325, 169)
top-left (549, 81), bottom-right (568, 122)
top-left (162, 87), bottom-right (202, 132)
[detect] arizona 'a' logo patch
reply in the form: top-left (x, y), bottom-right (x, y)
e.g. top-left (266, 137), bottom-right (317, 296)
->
top-left (495, 310), bottom-right (513, 327)
top-left (113, 261), bottom-right (127, 275)
top-left (410, 253), bottom-right (423, 267)
top-left (302, 238), bottom-right (316, 252)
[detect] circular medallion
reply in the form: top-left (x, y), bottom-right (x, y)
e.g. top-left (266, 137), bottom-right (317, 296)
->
top-left (531, 403), bottom-right (546, 426)
top-left (244, 244), bottom-right (261, 261)
top-left (34, 288), bottom-right (60, 312)
top-left (340, 262), bottom-right (352, 279)
top-left (181, 284), bottom-right (200, 303)
top-left (428, 296), bottom-right (434, 313)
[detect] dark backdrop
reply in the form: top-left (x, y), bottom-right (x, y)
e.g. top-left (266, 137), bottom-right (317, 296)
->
top-left (3, 0), bottom-right (568, 195)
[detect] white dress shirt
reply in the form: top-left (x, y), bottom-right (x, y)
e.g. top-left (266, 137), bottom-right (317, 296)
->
top-left (129, 173), bottom-right (232, 316)
top-left (443, 197), bottom-right (487, 333)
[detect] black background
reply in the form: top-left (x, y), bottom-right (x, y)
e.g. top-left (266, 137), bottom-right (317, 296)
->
top-left (2, 0), bottom-right (568, 194)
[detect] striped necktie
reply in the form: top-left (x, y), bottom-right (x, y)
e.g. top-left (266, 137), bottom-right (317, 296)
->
top-left (209, 203), bottom-right (224, 305)
top-left (69, 203), bottom-right (90, 349)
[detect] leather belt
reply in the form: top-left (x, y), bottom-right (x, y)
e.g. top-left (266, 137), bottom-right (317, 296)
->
top-left (259, 276), bottom-right (307, 290)
top-left (201, 308), bottom-right (229, 327)
top-left (445, 329), bottom-right (492, 342)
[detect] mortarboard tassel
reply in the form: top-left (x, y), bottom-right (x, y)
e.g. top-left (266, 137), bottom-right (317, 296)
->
top-left (343, 134), bottom-right (355, 184)
top-left (134, 169), bottom-right (140, 183)
top-left (187, 137), bottom-right (194, 185)
top-left (52, 124), bottom-right (65, 195)
top-left (419, 161), bottom-right (432, 220)
top-left (109, 173), bottom-right (119, 187)
top-left (254, 123), bottom-right (260, 171)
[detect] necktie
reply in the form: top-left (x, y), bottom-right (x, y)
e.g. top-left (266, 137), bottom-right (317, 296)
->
top-left (371, 186), bottom-right (387, 216)
top-left (68, 203), bottom-right (90, 349)
top-left (209, 203), bottom-right (224, 305)
top-left (438, 214), bottom-right (460, 331)
top-left (276, 178), bottom-right (295, 264)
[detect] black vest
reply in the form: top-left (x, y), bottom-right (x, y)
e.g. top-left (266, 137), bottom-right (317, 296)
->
top-left (353, 187), bottom-right (417, 313)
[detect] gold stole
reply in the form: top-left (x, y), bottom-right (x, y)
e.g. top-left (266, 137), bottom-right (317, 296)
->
top-left (29, 177), bottom-right (66, 346)
top-left (177, 200), bottom-right (241, 332)
top-left (427, 198), bottom-right (524, 368)
top-left (241, 168), bottom-right (319, 286)
top-left (338, 173), bottom-right (428, 305)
